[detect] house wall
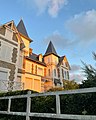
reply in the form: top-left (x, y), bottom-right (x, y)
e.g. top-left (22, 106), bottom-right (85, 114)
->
top-left (22, 73), bottom-right (41, 92)
top-left (20, 36), bottom-right (30, 56)
top-left (20, 58), bottom-right (46, 92)
top-left (0, 25), bottom-right (20, 91)
top-left (44, 54), bottom-right (59, 87)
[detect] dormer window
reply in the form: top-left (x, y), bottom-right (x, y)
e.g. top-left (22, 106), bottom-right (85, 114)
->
top-left (38, 54), bottom-right (43, 62)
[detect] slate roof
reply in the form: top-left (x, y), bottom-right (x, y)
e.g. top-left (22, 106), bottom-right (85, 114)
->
top-left (26, 53), bottom-right (46, 66)
top-left (17, 19), bottom-right (29, 38)
top-left (44, 41), bottom-right (58, 57)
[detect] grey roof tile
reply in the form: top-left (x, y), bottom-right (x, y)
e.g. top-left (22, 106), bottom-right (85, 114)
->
top-left (17, 19), bottom-right (29, 38)
top-left (26, 53), bottom-right (46, 66)
top-left (44, 41), bottom-right (58, 56)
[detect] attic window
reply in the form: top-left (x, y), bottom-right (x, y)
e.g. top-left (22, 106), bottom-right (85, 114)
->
top-left (8, 23), bottom-right (12, 28)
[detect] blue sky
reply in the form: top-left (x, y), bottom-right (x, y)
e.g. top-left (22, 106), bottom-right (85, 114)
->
top-left (0, 0), bottom-right (96, 83)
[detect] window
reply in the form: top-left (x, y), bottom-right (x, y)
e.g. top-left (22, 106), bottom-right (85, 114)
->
top-left (57, 68), bottom-right (60, 78)
top-left (38, 67), bottom-right (43, 76)
top-left (23, 58), bottom-right (25, 69)
top-left (31, 64), bottom-right (34, 74)
top-left (67, 71), bottom-right (69, 80)
top-left (48, 57), bottom-right (50, 63)
top-left (26, 62), bottom-right (31, 72)
top-left (44, 68), bottom-right (46, 76)
top-left (64, 71), bottom-right (67, 79)
top-left (0, 44), bottom-right (12, 61)
top-left (0, 71), bottom-right (8, 91)
top-left (48, 69), bottom-right (50, 76)
top-left (35, 65), bottom-right (37, 75)
top-left (54, 69), bottom-right (56, 77)
top-left (62, 69), bottom-right (64, 78)
top-left (0, 71), bottom-right (8, 80)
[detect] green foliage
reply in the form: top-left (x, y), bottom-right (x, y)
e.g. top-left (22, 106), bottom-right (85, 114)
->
top-left (80, 52), bottom-right (96, 88)
top-left (63, 80), bottom-right (79, 90)
top-left (60, 93), bottom-right (96, 115)
top-left (31, 96), bottom-right (56, 113)
top-left (47, 87), bottom-right (64, 92)
top-left (48, 80), bottom-right (79, 92)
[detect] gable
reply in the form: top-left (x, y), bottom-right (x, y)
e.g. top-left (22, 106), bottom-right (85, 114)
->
top-left (57, 56), bottom-right (71, 70)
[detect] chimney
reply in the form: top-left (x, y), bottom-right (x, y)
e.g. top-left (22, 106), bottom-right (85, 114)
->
top-left (29, 48), bottom-right (32, 55)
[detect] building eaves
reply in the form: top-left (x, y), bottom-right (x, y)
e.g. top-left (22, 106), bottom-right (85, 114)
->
top-left (25, 53), bottom-right (46, 66)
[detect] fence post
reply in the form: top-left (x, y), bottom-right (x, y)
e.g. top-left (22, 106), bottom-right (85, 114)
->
top-left (56, 94), bottom-right (61, 114)
top-left (26, 91), bottom-right (31, 120)
top-left (8, 98), bottom-right (11, 113)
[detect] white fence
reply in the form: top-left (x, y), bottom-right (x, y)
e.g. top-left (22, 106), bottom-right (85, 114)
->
top-left (0, 87), bottom-right (96, 120)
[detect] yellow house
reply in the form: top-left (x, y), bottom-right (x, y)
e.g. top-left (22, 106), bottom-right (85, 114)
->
top-left (0, 20), bottom-right (70, 92)
top-left (16, 20), bottom-right (70, 92)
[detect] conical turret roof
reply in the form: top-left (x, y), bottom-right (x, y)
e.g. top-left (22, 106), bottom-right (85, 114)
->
top-left (44, 41), bottom-right (58, 56)
top-left (17, 19), bottom-right (29, 38)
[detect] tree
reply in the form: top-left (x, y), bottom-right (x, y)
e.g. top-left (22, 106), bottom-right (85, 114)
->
top-left (63, 79), bottom-right (79, 90)
top-left (80, 52), bottom-right (96, 88)
top-left (48, 80), bottom-right (79, 92)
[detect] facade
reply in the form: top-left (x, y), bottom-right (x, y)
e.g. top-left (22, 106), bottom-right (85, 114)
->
top-left (0, 20), bottom-right (70, 92)
top-left (0, 21), bottom-right (23, 91)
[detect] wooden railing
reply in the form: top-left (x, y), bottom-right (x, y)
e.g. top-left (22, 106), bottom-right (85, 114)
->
top-left (0, 87), bottom-right (96, 120)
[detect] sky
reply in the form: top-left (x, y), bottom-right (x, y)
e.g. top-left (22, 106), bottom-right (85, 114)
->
top-left (0, 0), bottom-right (96, 83)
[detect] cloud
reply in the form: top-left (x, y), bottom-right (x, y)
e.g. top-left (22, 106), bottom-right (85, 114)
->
top-left (69, 64), bottom-right (84, 83)
top-left (70, 73), bottom-right (84, 84)
top-left (43, 9), bottom-right (96, 52)
top-left (19, 0), bottom-right (68, 17)
top-left (44, 31), bottom-right (75, 49)
top-left (33, 0), bottom-right (49, 14)
top-left (70, 64), bottom-right (81, 73)
top-left (66, 9), bottom-right (96, 43)
top-left (48, 0), bottom-right (68, 17)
